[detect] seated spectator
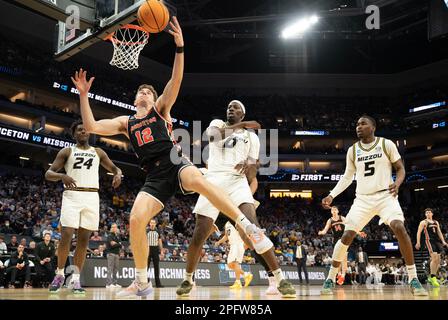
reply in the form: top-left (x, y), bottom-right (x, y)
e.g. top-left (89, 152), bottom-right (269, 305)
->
top-left (170, 249), bottom-right (181, 262)
top-left (90, 231), bottom-right (103, 241)
top-left (19, 238), bottom-right (27, 248)
top-left (0, 221), bottom-right (14, 235)
top-left (7, 235), bottom-right (18, 253)
top-left (6, 244), bottom-right (32, 288)
top-left (25, 241), bottom-right (36, 255)
top-left (34, 233), bottom-right (55, 288)
top-left (0, 235), bottom-right (7, 255)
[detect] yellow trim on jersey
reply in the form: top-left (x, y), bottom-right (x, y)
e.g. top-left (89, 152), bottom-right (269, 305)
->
top-left (382, 138), bottom-right (391, 161)
top-left (65, 187), bottom-right (99, 192)
top-left (357, 136), bottom-right (380, 152)
top-left (352, 143), bottom-right (356, 165)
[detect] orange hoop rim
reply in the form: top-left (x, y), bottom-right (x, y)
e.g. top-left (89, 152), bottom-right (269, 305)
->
top-left (105, 24), bottom-right (149, 45)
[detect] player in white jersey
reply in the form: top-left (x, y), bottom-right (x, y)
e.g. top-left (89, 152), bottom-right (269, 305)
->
top-left (176, 100), bottom-right (296, 298)
top-left (214, 221), bottom-right (253, 289)
top-left (45, 120), bottom-right (122, 294)
top-left (320, 115), bottom-right (427, 296)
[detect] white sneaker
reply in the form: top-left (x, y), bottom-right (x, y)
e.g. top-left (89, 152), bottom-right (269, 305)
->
top-left (106, 284), bottom-right (114, 289)
top-left (265, 277), bottom-right (279, 295)
top-left (245, 224), bottom-right (273, 254)
top-left (113, 284), bottom-right (122, 288)
top-left (116, 280), bottom-right (153, 298)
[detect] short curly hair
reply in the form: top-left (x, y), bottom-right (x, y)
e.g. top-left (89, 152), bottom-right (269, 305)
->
top-left (70, 119), bottom-right (83, 137)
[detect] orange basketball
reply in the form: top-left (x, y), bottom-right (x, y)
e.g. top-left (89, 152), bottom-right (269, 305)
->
top-left (137, 0), bottom-right (170, 33)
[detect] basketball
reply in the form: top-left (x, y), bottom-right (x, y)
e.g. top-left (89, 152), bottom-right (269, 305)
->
top-left (137, 0), bottom-right (170, 33)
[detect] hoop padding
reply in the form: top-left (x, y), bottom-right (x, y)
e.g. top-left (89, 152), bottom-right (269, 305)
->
top-left (108, 25), bottom-right (149, 70)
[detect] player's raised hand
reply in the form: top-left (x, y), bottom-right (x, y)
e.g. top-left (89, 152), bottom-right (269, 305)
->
top-left (388, 182), bottom-right (399, 197)
top-left (243, 121), bottom-right (261, 130)
top-left (321, 195), bottom-right (333, 209)
top-left (112, 174), bottom-right (122, 189)
top-left (318, 231), bottom-right (324, 236)
top-left (71, 68), bottom-right (95, 95)
top-left (168, 16), bottom-right (184, 48)
top-left (415, 242), bottom-right (421, 250)
top-left (61, 174), bottom-right (77, 189)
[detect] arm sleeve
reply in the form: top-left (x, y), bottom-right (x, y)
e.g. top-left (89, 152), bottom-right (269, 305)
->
top-left (248, 132), bottom-right (260, 160)
top-left (385, 139), bottom-right (401, 163)
top-left (329, 147), bottom-right (356, 198)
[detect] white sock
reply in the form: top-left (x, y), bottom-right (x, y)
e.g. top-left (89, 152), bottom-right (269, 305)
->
top-left (235, 214), bottom-right (252, 232)
top-left (327, 266), bottom-right (339, 282)
top-left (57, 268), bottom-right (64, 276)
top-left (406, 265), bottom-right (417, 283)
top-left (184, 272), bottom-right (194, 284)
top-left (136, 268), bottom-right (148, 284)
top-left (272, 269), bottom-right (284, 284)
top-left (71, 273), bottom-right (80, 282)
top-left (268, 276), bottom-right (276, 285)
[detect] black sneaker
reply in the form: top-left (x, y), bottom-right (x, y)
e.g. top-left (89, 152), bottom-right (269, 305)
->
top-left (176, 281), bottom-right (193, 297)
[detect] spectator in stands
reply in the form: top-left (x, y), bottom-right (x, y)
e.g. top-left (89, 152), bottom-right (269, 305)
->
top-left (7, 235), bottom-right (18, 253)
top-left (106, 223), bottom-right (121, 289)
top-left (25, 241), bottom-right (36, 255)
top-left (7, 244), bottom-right (31, 288)
top-left (34, 233), bottom-right (55, 288)
top-left (0, 235), bottom-right (7, 255)
top-left (90, 231), bottom-right (102, 241)
top-left (19, 238), bottom-right (27, 248)
top-left (0, 221), bottom-right (14, 235)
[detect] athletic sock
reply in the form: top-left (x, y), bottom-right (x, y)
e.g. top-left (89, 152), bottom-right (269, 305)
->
top-left (71, 273), bottom-right (80, 282)
top-left (184, 272), bottom-right (194, 284)
top-left (272, 269), bottom-right (284, 284)
top-left (406, 265), bottom-right (417, 283)
top-left (327, 266), bottom-right (339, 282)
top-left (56, 268), bottom-right (65, 276)
top-left (267, 271), bottom-right (274, 277)
top-left (235, 215), bottom-right (252, 232)
top-left (136, 268), bottom-right (148, 284)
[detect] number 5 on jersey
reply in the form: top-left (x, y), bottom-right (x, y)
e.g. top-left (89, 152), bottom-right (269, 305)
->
top-left (364, 161), bottom-right (375, 176)
top-left (135, 128), bottom-right (154, 146)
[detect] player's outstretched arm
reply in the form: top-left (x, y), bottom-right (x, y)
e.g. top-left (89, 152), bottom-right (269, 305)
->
top-left (71, 69), bottom-right (128, 137)
top-left (45, 147), bottom-right (76, 188)
top-left (318, 219), bottom-right (331, 236)
top-left (208, 121), bottom-right (261, 142)
top-left (322, 147), bottom-right (356, 208)
top-left (96, 148), bottom-right (122, 189)
top-left (156, 16), bottom-right (184, 119)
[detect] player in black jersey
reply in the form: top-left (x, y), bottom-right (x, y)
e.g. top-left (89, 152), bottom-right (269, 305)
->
top-left (71, 17), bottom-right (271, 298)
top-left (415, 208), bottom-right (448, 287)
top-left (318, 206), bottom-right (366, 285)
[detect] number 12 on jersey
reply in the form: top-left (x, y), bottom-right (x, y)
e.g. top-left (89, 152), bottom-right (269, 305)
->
top-left (135, 128), bottom-right (154, 146)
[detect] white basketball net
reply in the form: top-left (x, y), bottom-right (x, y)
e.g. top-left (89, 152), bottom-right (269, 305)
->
top-left (108, 25), bottom-right (149, 70)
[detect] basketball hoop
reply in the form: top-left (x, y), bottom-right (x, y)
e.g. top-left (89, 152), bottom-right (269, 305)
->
top-left (106, 25), bottom-right (149, 70)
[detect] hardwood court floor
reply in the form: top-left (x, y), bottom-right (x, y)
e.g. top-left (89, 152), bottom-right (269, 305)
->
top-left (0, 285), bottom-right (446, 300)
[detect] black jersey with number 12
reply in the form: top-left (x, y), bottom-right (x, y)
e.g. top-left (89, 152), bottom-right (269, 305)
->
top-left (127, 107), bottom-right (178, 166)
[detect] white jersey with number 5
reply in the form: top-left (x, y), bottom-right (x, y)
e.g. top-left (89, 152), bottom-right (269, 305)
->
top-left (64, 146), bottom-right (100, 189)
top-left (338, 137), bottom-right (401, 196)
top-left (207, 119), bottom-right (260, 176)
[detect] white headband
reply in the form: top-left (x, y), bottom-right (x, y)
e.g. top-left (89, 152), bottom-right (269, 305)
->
top-left (228, 100), bottom-right (246, 114)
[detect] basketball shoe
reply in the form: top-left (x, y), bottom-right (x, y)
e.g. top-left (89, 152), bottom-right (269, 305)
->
top-left (409, 278), bottom-right (428, 296)
top-left (176, 280), bottom-right (194, 297)
top-left (116, 280), bottom-right (153, 298)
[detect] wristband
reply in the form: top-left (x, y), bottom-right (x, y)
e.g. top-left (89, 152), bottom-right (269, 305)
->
top-left (176, 46), bottom-right (184, 53)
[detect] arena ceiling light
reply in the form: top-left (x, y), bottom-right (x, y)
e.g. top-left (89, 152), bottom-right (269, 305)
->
top-left (281, 15), bottom-right (319, 39)
top-left (19, 156), bottom-right (29, 160)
